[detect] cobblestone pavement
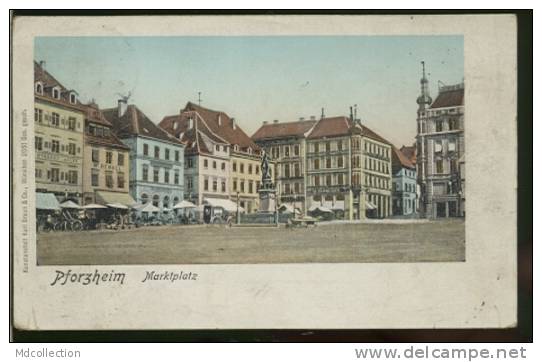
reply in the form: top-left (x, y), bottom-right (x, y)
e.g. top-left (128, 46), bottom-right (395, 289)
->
top-left (37, 219), bottom-right (465, 265)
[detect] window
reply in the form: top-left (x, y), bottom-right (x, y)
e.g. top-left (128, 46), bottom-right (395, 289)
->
top-left (175, 150), bottom-right (180, 162)
top-left (152, 195), bottom-right (160, 207)
top-left (51, 140), bottom-right (60, 153)
top-left (91, 149), bottom-right (99, 162)
top-left (314, 143), bottom-right (319, 153)
top-left (240, 181), bottom-right (245, 193)
top-left (35, 83), bottom-right (43, 94)
top-left (337, 141), bottom-right (343, 151)
top-left (449, 118), bottom-right (458, 130)
top-left (187, 158), bottom-right (193, 168)
top-left (204, 178), bottom-right (209, 191)
top-left (248, 164), bottom-right (253, 174)
top-left (35, 136), bottom-right (43, 151)
top-left (49, 168), bottom-right (60, 182)
top-left (285, 146), bottom-right (290, 157)
top-left (118, 153), bottom-right (124, 166)
top-left (70, 93), bottom-right (76, 104)
top-left (240, 163), bottom-right (245, 173)
top-left (294, 163), bottom-right (300, 177)
top-left (223, 145), bottom-right (228, 152)
top-left (67, 117), bottom-right (76, 131)
top-left (233, 162), bottom-right (237, 172)
top-left (212, 179), bottom-right (218, 192)
top-left (216, 145), bottom-right (220, 152)
top-left (105, 151), bottom-right (113, 164)
top-left (154, 146), bottom-right (160, 159)
top-left (186, 177), bottom-right (193, 190)
top-left (67, 170), bottom-right (78, 185)
top-left (53, 88), bottom-right (60, 99)
top-left (436, 120), bottom-right (443, 132)
top-left (143, 144), bottom-right (149, 156)
top-left (338, 173), bottom-right (344, 185)
top-left (141, 194), bottom-right (149, 205)
top-left (450, 159), bottom-right (458, 174)
top-left (294, 145), bottom-right (300, 156)
top-left (91, 170), bottom-right (99, 186)
top-left (164, 170), bottom-right (170, 183)
top-left (153, 168), bottom-right (159, 182)
top-left (212, 161), bottom-right (217, 169)
top-left (117, 173), bottom-right (125, 188)
top-left (105, 172), bottom-right (113, 188)
top-left (284, 164), bottom-right (290, 178)
top-left (326, 157), bottom-right (332, 168)
top-left (221, 162), bottom-right (226, 171)
top-left (204, 159), bottom-right (208, 168)
top-left (221, 180), bottom-right (226, 193)
top-left (142, 165), bottom-right (149, 181)
top-left (165, 148), bottom-right (170, 160)
top-left (326, 174), bottom-right (332, 186)
top-left (68, 143), bottom-right (76, 155)
top-left (284, 183), bottom-right (291, 194)
top-left (338, 156), bottom-right (344, 168)
top-left (325, 142), bottom-right (331, 152)
top-left (174, 171), bottom-right (179, 184)
top-left (314, 175), bottom-right (320, 186)
top-left (435, 141), bottom-right (443, 153)
top-left (314, 159), bottom-right (320, 170)
top-left (436, 160), bottom-right (444, 174)
top-left (233, 179), bottom-right (237, 191)
top-left (34, 108), bottom-right (43, 123)
top-left (51, 112), bottom-right (60, 127)
top-left (448, 140), bottom-right (456, 152)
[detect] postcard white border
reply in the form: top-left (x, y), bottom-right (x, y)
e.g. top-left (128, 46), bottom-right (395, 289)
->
top-left (12, 14), bottom-right (517, 330)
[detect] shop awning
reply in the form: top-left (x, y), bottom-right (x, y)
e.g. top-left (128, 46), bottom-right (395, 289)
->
top-left (95, 191), bottom-right (136, 207)
top-left (60, 200), bottom-right (81, 209)
top-left (36, 192), bottom-right (60, 210)
top-left (203, 197), bottom-right (244, 213)
top-left (173, 200), bottom-right (197, 209)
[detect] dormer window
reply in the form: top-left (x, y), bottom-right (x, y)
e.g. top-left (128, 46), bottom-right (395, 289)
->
top-left (69, 92), bottom-right (76, 104)
top-left (247, 147), bottom-right (252, 154)
top-left (52, 87), bottom-right (60, 100)
top-left (35, 82), bottom-right (43, 95)
top-left (234, 144), bottom-right (239, 152)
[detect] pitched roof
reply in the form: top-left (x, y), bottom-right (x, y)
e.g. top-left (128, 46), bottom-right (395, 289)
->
top-left (430, 87), bottom-right (464, 109)
top-left (399, 145), bottom-right (416, 164)
top-left (307, 116), bottom-right (352, 139)
top-left (102, 105), bottom-right (183, 145)
top-left (34, 61), bottom-right (84, 111)
top-left (184, 102), bottom-right (260, 152)
top-left (392, 146), bottom-right (415, 170)
top-left (252, 120), bottom-right (318, 141)
top-left (84, 103), bottom-right (129, 150)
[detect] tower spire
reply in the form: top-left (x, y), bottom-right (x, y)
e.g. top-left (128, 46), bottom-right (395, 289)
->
top-left (416, 61), bottom-right (432, 111)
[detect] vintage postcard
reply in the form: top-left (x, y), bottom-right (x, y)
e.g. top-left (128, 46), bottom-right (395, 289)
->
top-left (11, 14), bottom-right (517, 330)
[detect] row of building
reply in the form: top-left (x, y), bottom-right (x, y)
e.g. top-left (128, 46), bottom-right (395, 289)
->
top-left (33, 60), bottom-right (464, 219)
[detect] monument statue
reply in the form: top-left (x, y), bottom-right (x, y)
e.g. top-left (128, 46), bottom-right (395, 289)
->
top-left (258, 150), bottom-right (276, 213)
top-left (261, 150), bottom-right (271, 182)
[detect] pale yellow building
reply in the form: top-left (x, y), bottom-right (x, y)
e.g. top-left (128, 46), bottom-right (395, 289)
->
top-left (82, 102), bottom-right (133, 206)
top-left (34, 61), bottom-right (85, 204)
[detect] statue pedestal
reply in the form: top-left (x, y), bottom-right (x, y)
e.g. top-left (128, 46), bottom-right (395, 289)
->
top-left (259, 187), bottom-right (277, 213)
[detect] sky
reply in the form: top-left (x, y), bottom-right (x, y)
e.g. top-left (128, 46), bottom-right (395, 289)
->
top-left (35, 36), bottom-right (463, 147)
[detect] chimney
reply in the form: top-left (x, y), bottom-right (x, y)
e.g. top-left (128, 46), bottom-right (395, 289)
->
top-left (273, 119), bottom-right (279, 124)
top-left (349, 106), bottom-right (354, 121)
top-left (188, 117), bottom-right (194, 130)
top-left (231, 117), bottom-right (236, 130)
top-left (310, 115), bottom-right (316, 121)
top-left (118, 98), bottom-right (128, 117)
top-left (263, 121), bottom-right (268, 125)
top-left (299, 117), bottom-right (305, 121)
top-left (321, 107), bottom-right (325, 119)
top-left (218, 114), bottom-right (222, 126)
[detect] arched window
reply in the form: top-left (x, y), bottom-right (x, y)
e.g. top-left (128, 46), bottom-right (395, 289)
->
top-left (163, 196), bottom-right (170, 209)
top-left (173, 196), bottom-right (179, 207)
top-left (35, 82), bottom-right (43, 95)
top-left (152, 195), bottom-right (160, 207)
top-left (69, 93), bottom-right (76, 104)
top-left (141, 193), bottom-right (149, 204)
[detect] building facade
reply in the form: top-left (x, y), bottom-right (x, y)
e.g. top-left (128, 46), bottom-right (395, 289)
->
top-left (415, 63), bottom-right (465, 218)
top-left (34, 61), bottom-right (85, 204)
top-left (103, 101), bottom-right (185, 211)
top-left (391, 146), bottom-right (417, 216)
top-left (252, 118), bottom-right (316, 213)
top-left (160, 102), bottom-right (265, 212)
top-left (81, 102), bottom-right (133, 206)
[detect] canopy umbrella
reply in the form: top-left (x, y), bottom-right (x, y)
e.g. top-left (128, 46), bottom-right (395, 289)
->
top-left (60, 200), bottom-right (81, 209)
top-left (173, 200), bottom-right (197, 209)
top-left (162, 207), bottom-right (172, 212)
top-left (106, 203), bottom-right (129, 209)
top-left (316, 206), bottom-right (333, 213)
top-left (82, 203), bottom-right (107, 209)
top-left (140, 203), bottom-right (160, 213)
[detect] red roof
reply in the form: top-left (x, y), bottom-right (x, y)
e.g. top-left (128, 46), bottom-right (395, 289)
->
top-left (430, 87), bottom-right (464, 109)
top-left (400, 145), bottom-right (416, 164)
top-left (103, 105), bottom-right (183, 145)
top-left (304, 116), bottom-right (391, 145)
top-left (84, 103), bottom-right (129, 150)
top-left (252, 120), bottom-right (317, 140)
top-left (392, 146), bottom-right (415, 170)
top-left (34, 61), bottom-right (84, 111)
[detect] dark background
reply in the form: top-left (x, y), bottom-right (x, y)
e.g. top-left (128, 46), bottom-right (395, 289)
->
top-left (10, 9), bottom-right (532, 343)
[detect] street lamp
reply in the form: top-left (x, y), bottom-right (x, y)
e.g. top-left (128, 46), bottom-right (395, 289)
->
top-left (236, 191), bottom-right (240, 225)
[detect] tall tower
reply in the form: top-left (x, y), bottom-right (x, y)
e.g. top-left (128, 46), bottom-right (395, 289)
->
top-left (415, 61), bottom-right (431, 217)
top-left (416, 61), bottom-right (432, 112)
